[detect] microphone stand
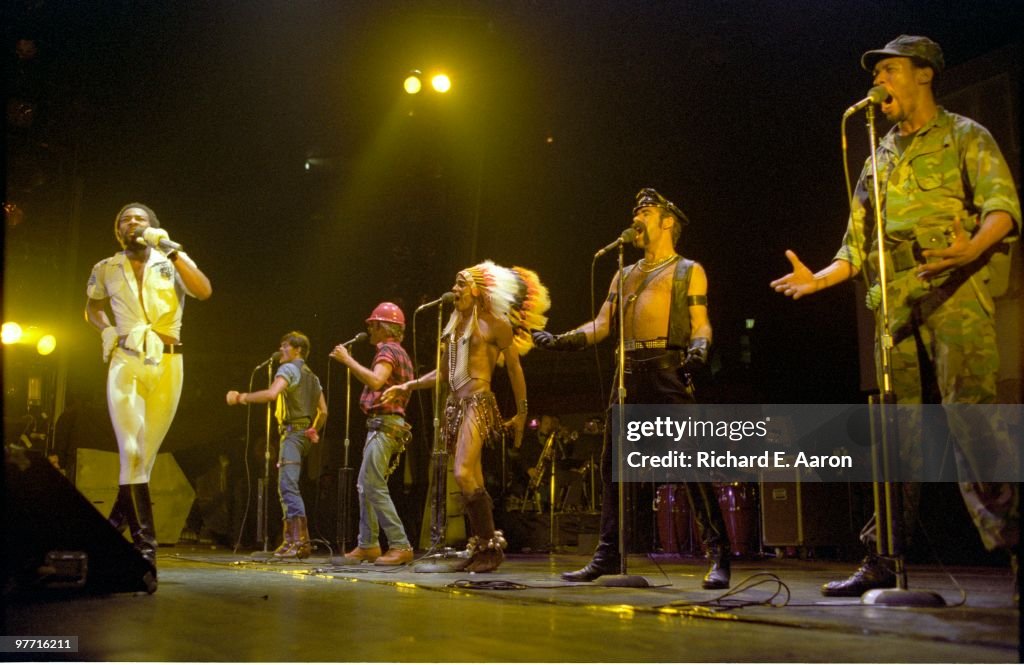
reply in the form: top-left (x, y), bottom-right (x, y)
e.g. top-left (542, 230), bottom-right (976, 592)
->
top-left (252, 361), bottom-right (275, 557)
top-left (860, 104), bottom-right (942, 607)
top-left (428, 301), bottom-right (448, 549)
top-left (597, 238), bottom-right (649, 587)
top-left (334, 366), bottom-right (355, 557)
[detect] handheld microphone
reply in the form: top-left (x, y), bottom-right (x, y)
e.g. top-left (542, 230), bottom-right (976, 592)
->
top-left (594, 226), bottom-right (639, 258)
top-left (415, 291), bottom-right (456, 312)
top-left (341, 332), bottom-right (368, 347)
top-left (253, 351), bottom-right (281, 370)
top-left (843, 85), bottom-right (889, 117)
top-left (132, 227), bottom-right (183, 252)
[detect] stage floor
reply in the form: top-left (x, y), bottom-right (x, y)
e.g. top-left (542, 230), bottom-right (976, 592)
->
top-left (4, 547), bottom-right (1019, 662)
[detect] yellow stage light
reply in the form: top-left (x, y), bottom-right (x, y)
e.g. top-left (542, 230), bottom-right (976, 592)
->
top-left (37, 334), bottom-right (57, 356)
top-left (404, 71), bottom-right (423, 95)
top-left (431, 74), bottom-right (451, 93)
top-left (2, 322), bottom-right (23, 344)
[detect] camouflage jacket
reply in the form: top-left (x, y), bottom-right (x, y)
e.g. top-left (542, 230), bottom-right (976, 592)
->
top-left (834, 106), bottom-right (1021, 274)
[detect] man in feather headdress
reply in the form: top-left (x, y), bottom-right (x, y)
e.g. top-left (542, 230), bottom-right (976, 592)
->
top-left (386, 261), bottom-right (549, 572)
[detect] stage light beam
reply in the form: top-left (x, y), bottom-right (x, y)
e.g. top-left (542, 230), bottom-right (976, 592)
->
top-left (2, 322), bottom-right (23, 344)
top-left (37, 334), bottom-right (56, 356)
top-left (431, 74), bottom-right (451, 93)
top-left (404, 71), bottom-right (423, 95)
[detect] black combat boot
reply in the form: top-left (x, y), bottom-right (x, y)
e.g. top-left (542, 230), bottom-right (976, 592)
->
top-left (702, 544), bottom-right (731, 590)
top-left (821, 554), bottom-right (896, 597)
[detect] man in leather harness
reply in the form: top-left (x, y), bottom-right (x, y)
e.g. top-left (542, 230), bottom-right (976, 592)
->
top-left (86, 202), bottom-right (212, 584)
top-left (771, 35), bottom-right (1019, 599)
top-left (330, 303), bottom-right (416, 566)
top-left (227, 331), bottom-right (327, 559)
top-left (533, 188), bottom-right (732, 589)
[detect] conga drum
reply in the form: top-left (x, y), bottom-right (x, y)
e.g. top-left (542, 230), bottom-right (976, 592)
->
top-left (654, 484), bottom-right (679, 553)
top-left (672, 485), bottom-right (698, 555)
top-left (715, 482), bottom-right (756, 557)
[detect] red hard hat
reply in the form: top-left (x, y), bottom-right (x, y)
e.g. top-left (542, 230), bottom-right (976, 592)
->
top-left (366, 302), bottom-right (405, 327)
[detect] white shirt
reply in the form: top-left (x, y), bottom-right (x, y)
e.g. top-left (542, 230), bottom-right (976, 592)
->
top-left (87, 250), bottom-right (197, 362)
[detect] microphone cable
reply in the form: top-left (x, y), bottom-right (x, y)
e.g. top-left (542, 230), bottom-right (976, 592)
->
top-left (231, 366), bottom-right (271, 555)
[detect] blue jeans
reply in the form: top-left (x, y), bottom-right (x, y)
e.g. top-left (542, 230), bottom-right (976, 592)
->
top-left (358, 415), bottom-right (411, 549)
top-left (278, 427), bottom-right (312, 519)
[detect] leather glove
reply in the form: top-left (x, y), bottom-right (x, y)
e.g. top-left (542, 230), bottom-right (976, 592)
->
top-left (531, 329), bottom-right (587, 352)
top-left (101, 326), bottom-right (119, 362)
top-left (681, 337), bottom-right (710, 373)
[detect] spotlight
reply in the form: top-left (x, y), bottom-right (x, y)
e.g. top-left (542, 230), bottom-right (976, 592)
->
top-left (431, 74), bottom-right (451, 93)
top-left (404, 70), bottom-right (423, 95)
top-left (37, 334), bottom-right (56, 356)
top-left (2, 322), bottom-right (23, 344)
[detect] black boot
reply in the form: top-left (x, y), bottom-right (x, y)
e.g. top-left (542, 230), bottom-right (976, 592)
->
top-left (129, 483), bottom-right (158, 574)
top-left (107, 485), bottom-right (133, 533)
top-left (821, 554), bottom-right (896, 597)
top-left (562, 537), bottom-right (621, 582)
top-left (702, 545), bottom-right (731, 590)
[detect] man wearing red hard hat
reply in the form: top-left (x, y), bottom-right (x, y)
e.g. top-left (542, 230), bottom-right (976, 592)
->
top-left (330, 302), bottom-right (416, 565)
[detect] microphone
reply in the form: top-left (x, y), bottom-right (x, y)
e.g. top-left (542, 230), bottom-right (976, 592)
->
top-left (132, 227), bottom-right (182, 252)
top-left (415, 291), bottom-right (456, 312)
top-left (843, 85), bottom-right (889, 117)
top-left (594, 226), bottom-right (639, 258)
top-left (340, 332), bottom-right (368, 347)
top-left (253, 351), bottom-right (281, 370)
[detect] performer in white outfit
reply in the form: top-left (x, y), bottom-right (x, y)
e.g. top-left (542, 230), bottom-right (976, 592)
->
top-left (85, 203), bottom-right (212, 579)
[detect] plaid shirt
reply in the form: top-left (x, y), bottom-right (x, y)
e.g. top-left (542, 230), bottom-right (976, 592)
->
top-left (359, 340), bottom-right (414, 416)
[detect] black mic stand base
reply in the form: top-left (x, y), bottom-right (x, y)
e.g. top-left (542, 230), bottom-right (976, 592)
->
top-left (595, 574), bottom-right (651, 588)
top-left (861, 587), bottom-right (946, 607)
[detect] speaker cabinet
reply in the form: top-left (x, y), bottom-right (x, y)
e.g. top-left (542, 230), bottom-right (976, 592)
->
top-left (760, 479), bottom-right (864, 549)
top-left (4, 448), bottom-right (156, 595)
top-left (75, 449), bottom-right (195, 545)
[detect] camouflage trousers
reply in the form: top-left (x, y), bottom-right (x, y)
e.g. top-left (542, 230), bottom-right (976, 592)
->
top-left (864, 269), bottom-right (1019, 552)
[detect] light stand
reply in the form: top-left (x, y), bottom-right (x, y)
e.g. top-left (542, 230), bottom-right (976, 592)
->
top-left (857, 104), bottom-right (943, 607)
top-left (597, 239), bottom-right (649, 587)
top-left (251, 362), bottom-right (275, 558)
top-left (548, 455), bottom-right (557, 551)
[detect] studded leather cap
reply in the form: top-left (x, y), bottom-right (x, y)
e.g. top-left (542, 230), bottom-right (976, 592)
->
top-left (633, 188), bottom-right (690, 226)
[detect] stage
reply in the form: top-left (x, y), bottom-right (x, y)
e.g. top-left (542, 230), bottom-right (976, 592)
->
top-left (4, 547), bottom-right (1018, 662)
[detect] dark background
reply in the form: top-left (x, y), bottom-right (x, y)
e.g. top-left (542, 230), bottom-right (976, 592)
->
top-left (5, 0), bottom-right (1021, 551)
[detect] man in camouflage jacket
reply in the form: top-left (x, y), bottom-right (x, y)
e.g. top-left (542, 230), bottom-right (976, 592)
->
top-left (771, 35), bottom-right (1019, 599)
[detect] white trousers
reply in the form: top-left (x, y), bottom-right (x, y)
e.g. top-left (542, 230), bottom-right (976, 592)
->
top-left (106, 347), bottom-right (183, 484)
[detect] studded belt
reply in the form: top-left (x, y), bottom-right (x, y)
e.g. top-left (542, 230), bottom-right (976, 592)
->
top-left (622, 338), bottom-right (668, 351)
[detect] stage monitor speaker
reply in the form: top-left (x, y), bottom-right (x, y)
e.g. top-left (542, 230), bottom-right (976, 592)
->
top-left (760, 479), bottom-right (862, 549)
top-left (75, 448), bottom-right (195, 545)
top-left (4, 448), bottom-right (156, 595)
